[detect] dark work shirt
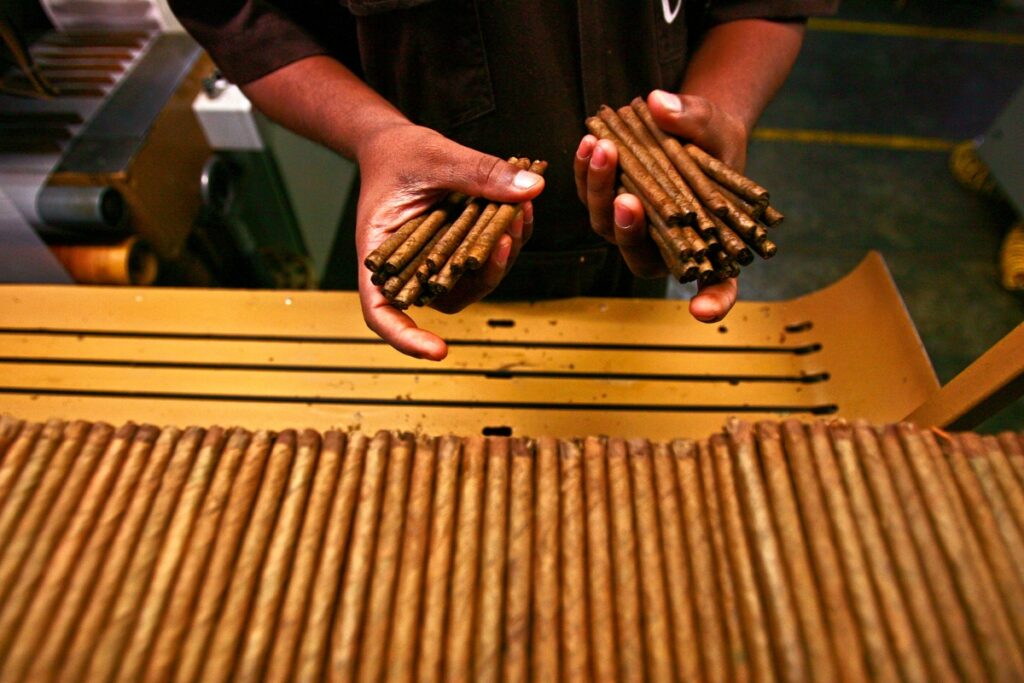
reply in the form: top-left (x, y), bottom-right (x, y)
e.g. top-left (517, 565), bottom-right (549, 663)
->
top-left (169, 0), bottom-right (837, 277)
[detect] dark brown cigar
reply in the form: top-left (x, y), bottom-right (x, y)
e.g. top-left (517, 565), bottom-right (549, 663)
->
top-left (686, 142), bottom-right (770, 208)
top-left (709, 214), bottom-right (754, 265)
top-left (620, 177), bottom-right (692, 260)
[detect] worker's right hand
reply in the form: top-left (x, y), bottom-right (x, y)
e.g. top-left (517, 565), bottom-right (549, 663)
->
top-left (354, 123), bottom-right (545, 361)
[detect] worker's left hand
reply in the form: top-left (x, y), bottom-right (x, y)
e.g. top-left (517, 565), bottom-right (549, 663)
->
top-left (574, 90), bottom-right (745, 323)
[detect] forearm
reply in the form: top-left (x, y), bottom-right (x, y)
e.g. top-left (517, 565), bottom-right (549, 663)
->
top-left (682, 19), bottom-right (806, 137)
top-left (241, 55), bottom-right (412, 160)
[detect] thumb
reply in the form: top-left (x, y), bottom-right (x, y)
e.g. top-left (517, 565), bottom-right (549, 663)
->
top-left (446, 148), bottom-right (545, 204)
top-left (646, 89), bottom-right (739, 165)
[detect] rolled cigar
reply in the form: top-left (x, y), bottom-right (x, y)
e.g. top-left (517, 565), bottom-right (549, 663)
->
top-left (720, 193), bottom-right (768, 247)
top-left (559, 440), bottom-right (591, 682)
top-left (697, 258), bottom-right (719, 285)
top-left (143, 429), bottom-right (252, 683)
top-left (24, 425), bottom-right (158, 683)
top-left (386, 436), bottom-right (438, 683)
top-left (977, 433), bottom-right (1024, 535)
top-left (780, 422), bottom-right (869, 683)
top-left (417, 436), bottom-right (462, 683)
top-left (84, 427), bottom-right (205, 683)
top-left (0, 419), bottom-right (59, 550)
top-left (444, 192), bottom-right (505, 277)
top-left (717, 183), bottom-right (766, 220)
top-left (607, 438), bottom-right (646, 683)
top-left (994, 432), bottom-right (1024, 495)
top-left (710, 213), bottom-right (754, 265)
top-left (587, 116), bottom-right (685, 227)
top-left (474, 437), bottom-right (511, 682)
top-left (168, 431), bottom-right (273, 683)
top-left (364, 215), bottom-right (426, 272)
top-left (0, 416), bottom-right (24, 465)
top-left (763, 204), bottom-right (785, 226)
top-left (630, 98), bottom-right (730, 216)
top-left (620, 102), bottom-right (701, 218)
top-left (712, 250), bottom-right (740, 279)
top-left (382, 222), bottom-right (450, 300)
top-left (582, 437), bottom-right (620, 682)
top-left (294, 432), bottom-right (365, 683)
top-left (383, 206), bottom-right (451, 275)
top-left (357, 433), bottom-right (415, 683)
top-left (686, 142), bottom-right (770, 207)
top-left (371, 270), bottom-right (389, 286)
top-left (0, 422), bottom-right (136, 674)
top-left (751, 237), bottom-right (777, 260)
top-left (710, 434), bottom-right (777, 683)
top-left (702, 228), bottom-right (723, 256)
top-left (600, 105), bottom-right (697, 224)
top-left (465, 159), bottom-right (548, 271)
top-left (424, 200), bottom-right (483, 273)
top-left (877, 425), bottom-right (986, 682)
top-left (0, 419), bottom-right (43, 513)
top-left (113, 427), bottom-right (228, 683)
top-left (391, 226), bottom-right (452, 309)
top-left (697, 439), bottom-right (747, 683)
top-left (329, 431), bottom-right (391, 683)
top-left (756, 422), bottom-right (839, 683)
top-left (445, 435), bottom-right (487, 682)
top-left (646, 217), bottom-right (697, 284)
top-left (979, 436), bottom-right (1024, 580)
top-left (503, 439), bottom-right (534, 683)
top-left (626, 439), bottom-right (676, 682)
top-left (57, 427), bottom-right (182, 683)
top-left (532, 436), bottom-right (561, 682)
top-left (830, 423), bottom-right (929, 683)
top-left (235, 431), bottom-right (321, 683)
top-left (620, 176), bottom-right (692, 259)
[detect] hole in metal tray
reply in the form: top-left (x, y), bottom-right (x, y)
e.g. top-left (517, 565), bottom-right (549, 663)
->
top-left (482, 426), bottom-right (513, 437)
top-left (487, 319), bottom-right (515, 328)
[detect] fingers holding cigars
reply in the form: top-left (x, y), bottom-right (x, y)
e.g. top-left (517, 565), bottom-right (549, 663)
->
top-left (646, 90), bottom-right (748, 172)
top-left (612, 193), bottom-right (665, 278)
top-left (575, 137), bottom-right (619, 243)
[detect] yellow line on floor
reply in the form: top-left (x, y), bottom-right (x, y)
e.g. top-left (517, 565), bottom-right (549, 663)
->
top-left (808, 18), bottom-right (1024, 46)
top-left (752, 128), bottom-right (958, 152)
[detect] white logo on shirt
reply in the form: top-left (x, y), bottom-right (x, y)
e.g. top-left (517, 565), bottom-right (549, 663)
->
top-left (661, 0), bottom-right (682, 24)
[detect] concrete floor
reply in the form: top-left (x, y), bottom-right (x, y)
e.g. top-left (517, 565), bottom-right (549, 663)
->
top-left (669, 0), bottom-right (1024, 432)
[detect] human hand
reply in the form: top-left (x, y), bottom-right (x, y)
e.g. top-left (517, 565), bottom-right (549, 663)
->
top-left (574, 90), bottom-right (748, 323)
top-left (355, 123), bottom-right (544, 361)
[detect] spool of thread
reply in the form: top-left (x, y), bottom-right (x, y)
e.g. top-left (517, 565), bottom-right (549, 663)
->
top-left (50, 237), bottom-right (159, 286)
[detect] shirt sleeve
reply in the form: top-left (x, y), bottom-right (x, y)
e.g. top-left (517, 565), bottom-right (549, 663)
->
top-left (166, 0), bottom-right (350, 85)
top-left (705, 0), bottom-right (840, 24)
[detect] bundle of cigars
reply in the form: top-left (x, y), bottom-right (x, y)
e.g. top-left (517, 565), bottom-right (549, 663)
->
top-left (364, 158), bottom-right (547, 309)
top-left (587, 98), bottom-right (784, 285)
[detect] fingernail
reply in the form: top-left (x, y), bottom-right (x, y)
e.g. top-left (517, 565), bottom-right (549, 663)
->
top-left (591, 145), bottom-right (607, 170)
top-left (614, 203), bottom-right (633, 229)
top-left (654, 89), bottom-right (682, 113)
top-left (576, 138), bottom-right (593, 160)
top-left (514, 170), bottom-right (541, 189)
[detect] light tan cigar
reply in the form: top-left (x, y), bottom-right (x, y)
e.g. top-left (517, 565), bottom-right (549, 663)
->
top-left (698, 438), bottom-right (746, 683)
top-left (473, 437), bottom-right (511, 681)
top-left (608, 438), bottom-right (645, 683)
top-left (169, 431), bottom-right (274, 683)
top-left (364, 215), bottom-right (427, 272)
top-left (80, 427), bottom-right (203, 683)
top-left (465, 160), bottom-right (547, 271)
top-left (915, 426), bottom-right (1024, 680)
top-left (0, 415), bottom-right (24, 463)
top-left (950, 434), bottom-right (1024, 648)
top-left (23, 425), bottom-right (159, 682)
top-left (357, 433), bottom-right (416, 683)
top-left (651, 441), bottom-right (701, 682)
top-left (383, 221), bottom-right (451, 302)
top-left (386, 435), bottom-right (439, 683)
top-left (384, 208), bottom-right (451, 275)
top-left (582, 437), bottom-right (619, 683)
top-left (264, 431), bottom-right (340, 683)
top-left (710, 434), bottom-right (776, 683)
top-left (329, 430), bottom-right (391, 683)
top-left (0, 419), bottom-right (60, 543)
top-left (57, 426), bottom-right (182, 683)
top-left (852, 422), bottom-right (960, 681)
top-left (442, 200), bottom-right (501, 280)
top-left (975, 436), bottom-right (1024, 585)
top-left (235, 430), bottom-right (321, 682)
top-left (830, 423), bottom-right (929, 683)
top-left (503, 439), bottom-right (535, 683)
top-left (997, 431), bottom-right (1024, 484)
top-left (532, 436), bottom-right (562, 681)
top-left (0, 422), bottom-right (135, 677)
top-left (977, 432), bottom-right (1024, 539)
top-left (0, 421), bottom-right (117, 661)
top-left (416, 435), bottom-right (462, 683)
top-left (685, 142), bottom-right (769, 207)
top-left (913, 426), bottom-right (1022, 681)
top-left (627, 439), bottom-right (676, 683)
top-left (779, 422), bottom-right (867, 683)
top-left (143, 429), bottom-right (253, 683)
top-left (111, 428), bottom-right (227, 683)
top-left (295, 432), bottom-right (367, 683)
top-left (757, 422), bottom-right (839, 682)
top-left (559, 439), bottom-right (591, 682)
top-left (425, 200), bottom-right (483, 273)
top-left (0, 419), bottom-right (44, 511)
top-left (729, 421), bottom-right (809, 683)
top-left (876, 425), bottom-right (986, 682)
top-left (676, 439), bottom-right (730, 683)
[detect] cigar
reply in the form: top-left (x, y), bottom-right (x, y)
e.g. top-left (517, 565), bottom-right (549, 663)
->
top-left (532, 436), bottom-right (561, 682)
top-left (712, 250), bottom-right (740, 279)
top-left (751, 237), bottom-right (778, 260)
top-left (619, 103), bottom-right (701, 218)
top-left (600, 105), bottom-right (697, 224)
top-left (364, 215), bottom-right (426, 272)
top-left (763, 205), bottom-right (785, 227)
top-left (474, 438), bottom-right (510, 682)
top-left (424, 199), bottom-right (483, 273)
top-left (620, 177), bottom-right (692, 260)
top-left (559, 440), bottom-right (591, 682)
top-left (587, 116), bottom-right (686, 227)
top-left (710, 214), bottom-right (754, 265)
top-left (443, 193), bottom-right (503, 278)
top-left (503, 439), bottom-right (534, 683)
top-left (624, 185), bottom-right (695, 283)
top-left (686, 142), bottom-right (770, 208)
top-left (382, 222), bottom-right (450, 300)
top-left (607, 438), bottom-right (646, 683)
top-left (582, 437), bottom-right (620, 683)
top-left (464, 159), bottom-right (547, 271)
top-left (630, 98), bottom-right (730, 217)
top-left (383, 205), bottom-right (451, 275)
